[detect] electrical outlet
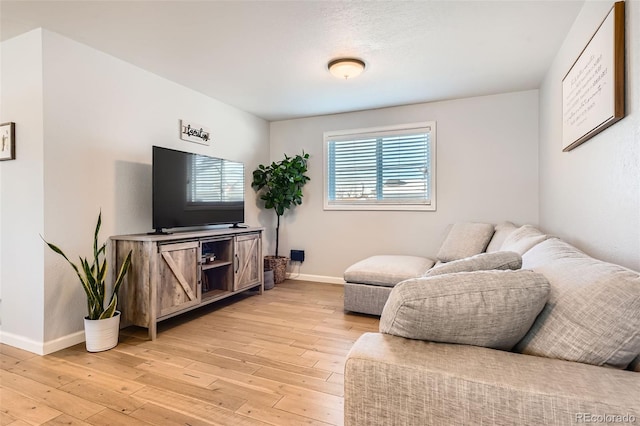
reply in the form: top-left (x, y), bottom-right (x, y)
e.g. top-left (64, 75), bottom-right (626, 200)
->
top-left (290, 249), bottom-right (305, 262)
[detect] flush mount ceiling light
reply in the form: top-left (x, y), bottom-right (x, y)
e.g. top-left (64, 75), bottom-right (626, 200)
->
top-left (328, 58), bottom-right (366, 80)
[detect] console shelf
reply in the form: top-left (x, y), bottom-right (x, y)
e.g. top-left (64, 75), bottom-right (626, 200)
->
top-left (202, 260), bottom-right (233, 270)
top-left (202, 289), bottom-right (230, 302)
top-left (111, 227), bottom-right (264, 340)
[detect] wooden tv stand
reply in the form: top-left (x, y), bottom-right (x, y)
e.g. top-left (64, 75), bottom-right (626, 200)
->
top-left (111, 227), bottom-right (263, 340)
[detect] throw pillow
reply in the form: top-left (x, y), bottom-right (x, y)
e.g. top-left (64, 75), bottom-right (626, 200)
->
top-left (436, 222), bottom-right (495, 262)
top-left (486, 221), bottom-right (518, 253)
top-left (424, 251), bottom-right (522, 277)
top-left (628, 355), bottom-right (640, 373)
top-left (515, 238), bottom-right (640, 369)
top-left (500, 225), bottom-right (550, 255)
top-left (380, 270), bottom-right (550, 351)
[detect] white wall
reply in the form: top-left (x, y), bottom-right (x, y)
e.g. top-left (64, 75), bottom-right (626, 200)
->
top-left (539, 1), bottom-right (639, 271)
top-left (269, 91), bottom-right (540, 280)
top-left (0, 30), bottom-right (46, 351)
top-left (0, 29), bottom-right (270, 354)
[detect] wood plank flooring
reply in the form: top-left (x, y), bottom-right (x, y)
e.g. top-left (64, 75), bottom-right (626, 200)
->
top-left (0, 281), bottom-right (379, 425)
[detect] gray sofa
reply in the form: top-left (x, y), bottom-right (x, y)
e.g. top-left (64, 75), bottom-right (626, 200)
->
top-left (344, 225), bottom-right (640, 425)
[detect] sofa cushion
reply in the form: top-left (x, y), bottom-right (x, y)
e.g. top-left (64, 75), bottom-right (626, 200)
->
top-left (436, 222), bottom-right (495, 262)
top-left (516, 238), bottom-right (640, 369)
top-left (424, 251), bottom-right (521, 278)
top-left (345, 333), bottom-right (640, 426)
top-left (380, 270), bottom-right (550, 351)
top-left (486, 221), bottom-right (518, 253)
top-left (344, 255), bottom-right (435, 287)
top-left (500, 225), bottom-right (550, 255)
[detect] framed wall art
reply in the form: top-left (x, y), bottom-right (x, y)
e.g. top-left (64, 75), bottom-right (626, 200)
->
top-left (562, 1), bottom-right (625, 152)
top-left (0, 122), bottom-right (16, 161)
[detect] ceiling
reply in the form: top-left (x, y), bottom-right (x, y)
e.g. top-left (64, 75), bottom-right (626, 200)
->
top-left (1, 1), bottom-right (584, 121)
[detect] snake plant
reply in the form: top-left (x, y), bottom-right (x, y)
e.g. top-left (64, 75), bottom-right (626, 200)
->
top-left (43, 212), bottom-right (132, 320)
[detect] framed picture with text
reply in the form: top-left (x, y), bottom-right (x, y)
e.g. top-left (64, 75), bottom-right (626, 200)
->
top-left (562, 1), bottom-right (625, 152)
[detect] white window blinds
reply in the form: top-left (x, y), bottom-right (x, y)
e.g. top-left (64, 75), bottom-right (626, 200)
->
top-left (324, 123), bottom-right (435, 211)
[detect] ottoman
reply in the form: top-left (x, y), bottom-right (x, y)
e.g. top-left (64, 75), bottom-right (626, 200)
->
top-left (344, 255), bottom-right (435, 315)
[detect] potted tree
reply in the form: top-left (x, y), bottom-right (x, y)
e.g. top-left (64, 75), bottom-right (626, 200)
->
top-left (43, 212), bottom-right (132, 352)
top-left (252, 152), bottom-right (310, 284)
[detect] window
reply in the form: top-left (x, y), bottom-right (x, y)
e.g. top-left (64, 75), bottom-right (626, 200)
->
top-left (324, 122), bottom-right (436, 211)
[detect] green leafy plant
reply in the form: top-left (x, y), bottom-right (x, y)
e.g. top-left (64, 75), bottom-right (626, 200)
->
top-left (43, 212), bottom-right (132, 320)
top-left (252, 152), bottom-right (310, 257)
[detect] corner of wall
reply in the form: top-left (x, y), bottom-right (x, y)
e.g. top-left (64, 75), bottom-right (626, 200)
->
top-left (0, 28), bottom-right (47, 352)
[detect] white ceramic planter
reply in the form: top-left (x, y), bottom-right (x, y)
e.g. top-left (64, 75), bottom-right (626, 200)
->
top-left (84, 311), bottom-right (120, 352)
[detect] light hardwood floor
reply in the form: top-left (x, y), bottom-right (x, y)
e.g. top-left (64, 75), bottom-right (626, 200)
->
top-left (0, 281), bottom-right (379, 426)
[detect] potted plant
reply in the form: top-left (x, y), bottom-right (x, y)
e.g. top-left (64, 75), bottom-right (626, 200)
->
top-left (252, 152), bottom-right (310, 284)
top-left (43, 212), bottom-right (132, 352)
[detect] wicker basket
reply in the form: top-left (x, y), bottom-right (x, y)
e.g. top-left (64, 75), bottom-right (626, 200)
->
top-left (264, 256), bottom-right (288, 284)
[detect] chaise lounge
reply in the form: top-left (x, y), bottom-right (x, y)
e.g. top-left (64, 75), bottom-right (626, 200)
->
top-left (343, 221), bottom-right (518, 315)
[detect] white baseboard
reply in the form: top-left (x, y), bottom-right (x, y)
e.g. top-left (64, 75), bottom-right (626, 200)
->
top-left (285, 273), bottom-right (345, 285)
top-left (0, 329), bottom-right (85, 355)
top-left (0, 330), bottom-right (45, 355)
top-left (43, 330), bottom-right (85, 355)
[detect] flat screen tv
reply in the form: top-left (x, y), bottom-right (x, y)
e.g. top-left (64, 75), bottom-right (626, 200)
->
top-left (152, 146), bottom-right (245, 233)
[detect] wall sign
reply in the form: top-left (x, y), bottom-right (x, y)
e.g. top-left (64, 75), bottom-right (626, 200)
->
top-left (0, 122), bottom-right (16, 161)
top-left (180, 120), bottom-right (211, 146)
top-left (562, 1), bottom-right (625, 152)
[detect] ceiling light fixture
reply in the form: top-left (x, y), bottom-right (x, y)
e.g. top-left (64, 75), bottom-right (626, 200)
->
top-left (328, 58), bottom-right (366, 80)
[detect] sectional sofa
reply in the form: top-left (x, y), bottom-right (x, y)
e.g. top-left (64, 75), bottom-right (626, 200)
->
top-left (343, 223), bottom-right (640, 425)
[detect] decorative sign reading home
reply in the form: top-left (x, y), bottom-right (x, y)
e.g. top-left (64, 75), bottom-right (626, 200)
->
top-left (180, 120), bottom-right (211, 146)
top-left (562, 1), bottom-right (625, 152)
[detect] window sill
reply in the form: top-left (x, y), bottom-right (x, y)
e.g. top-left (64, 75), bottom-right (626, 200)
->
top-left (323, 203), bottom-right (436, 212)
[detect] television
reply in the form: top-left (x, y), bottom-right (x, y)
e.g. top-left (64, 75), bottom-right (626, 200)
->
top-left (152, 146), bottom-right (245, 233)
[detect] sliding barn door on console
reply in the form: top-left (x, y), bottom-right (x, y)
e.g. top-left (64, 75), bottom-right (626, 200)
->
top-left (157, 241), bottom-right (201, 317)
top-left (234, 233), bottom-right (262, 292)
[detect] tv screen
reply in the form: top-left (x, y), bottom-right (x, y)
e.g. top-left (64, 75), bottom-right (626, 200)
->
top-left (152, 146), bottom-right (245, 232)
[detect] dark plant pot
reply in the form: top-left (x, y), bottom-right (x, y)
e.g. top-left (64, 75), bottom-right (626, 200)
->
top-left (264, 256), bottom-right (288, 284)
top-left (264, 269), bottom-right (275, 290)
